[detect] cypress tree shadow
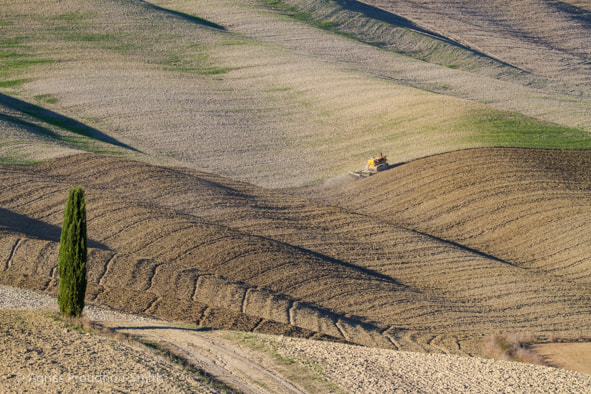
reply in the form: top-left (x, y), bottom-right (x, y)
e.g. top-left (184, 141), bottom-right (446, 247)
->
top-left (0, 93), bottom-right (139, 152)
top-left (0, 208), bottom-right (108, 250)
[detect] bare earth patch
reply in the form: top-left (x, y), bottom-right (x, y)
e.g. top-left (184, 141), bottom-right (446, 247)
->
top-left (532, 342), bottom-right (591, 376)
top-left (2, 0), bottom-right (590, 187)
top-left (0, 309), bottom-right (214, 393)
top-left (269, 335), bottom-right (591, 393)
top-left (1, 148), bottom-right (590, 358)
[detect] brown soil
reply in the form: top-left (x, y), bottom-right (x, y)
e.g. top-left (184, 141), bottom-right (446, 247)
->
top-left (1, 0), bottom-right (591, 389)
top-left (1, 148), bottom-right (590, 358)
top-left (532, 342), bottom-right (591, 376)
top-left (311, 148), bottom-right (591, 285)
top-left (0, 310), bottom-right (213, 393)
top-left (4, 304), bottom-right (590, 393)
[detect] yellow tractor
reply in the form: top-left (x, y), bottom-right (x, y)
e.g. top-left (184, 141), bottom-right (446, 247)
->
top-left (348, 152), bottom-right (390, 178)
top-left (367, 152), bottom-right (389, 172)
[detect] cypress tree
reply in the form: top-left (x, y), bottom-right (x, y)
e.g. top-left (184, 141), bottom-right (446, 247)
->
top-left (57, 186), bottom-right (87, 317)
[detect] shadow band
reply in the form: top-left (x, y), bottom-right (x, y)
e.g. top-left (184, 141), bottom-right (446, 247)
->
top-left (0, 93), bottom-right (139, 152)
top-left (0, 208), bottom-right (109, 250)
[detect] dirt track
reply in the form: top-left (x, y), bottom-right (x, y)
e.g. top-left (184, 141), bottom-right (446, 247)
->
top-left (3, 286), bottom-right (591, 393)
top-left (0, 309), bottom-right (209, 393)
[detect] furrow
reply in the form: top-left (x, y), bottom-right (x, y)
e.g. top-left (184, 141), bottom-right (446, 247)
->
top-left (146, 261), bottom-right (165, 293)
top-left (145, 296), bottom-right (162, 315)
top-left (241, 288), bottom-right (250, 314)
top-left (98, 254), bottom-right (118, 286)
top-left (4, 238), bottom-right (22, 270)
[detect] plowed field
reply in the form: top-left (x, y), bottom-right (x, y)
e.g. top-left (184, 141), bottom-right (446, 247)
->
top-left (2, 0), bottom-right (591, 189)
top-left (2, 0), bottom-right (591, 379)
top-left (360, 0), bottom-right (591, 84)
top-left (314, 148), bottom-right (591, 285)
top-left (1, 148), bottom-right (590, 357)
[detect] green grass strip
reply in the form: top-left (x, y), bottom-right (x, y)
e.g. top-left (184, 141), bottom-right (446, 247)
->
top-left (467, 110), bottom-right (591, 149)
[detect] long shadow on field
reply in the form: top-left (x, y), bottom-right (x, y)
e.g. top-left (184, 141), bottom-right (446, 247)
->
top-left (0, 208), bottom-right (108, 250)
top-left (0, 112), bottom-right (62, 140)
top-left (548, 1), bottom-right (591, 25)
top-left (275, 236), bottom-right (407, 287)
top-left (407, 225), bottom-right (519, 268)
top-left (333, 0), bottom-right (451, 41)
top-left (0, 93), bottom-right (139, 152)
top-left (332, 0), bottom-right (519, 67)
top-left (141, 1), bottom-right (225, 30)
top-left (110, 325), bottom-right (215, 332)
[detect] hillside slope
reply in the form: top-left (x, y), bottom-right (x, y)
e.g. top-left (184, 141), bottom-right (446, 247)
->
top-left (1, 150), bottom-right (590, 356)
top-left (1, 0), bottom-right (590, 187)
top-left (3, 293), bottom-right (591, 393)
top-left (314, 148), bottom-right (591, 286)
top-left (359, 0), bottom-right (591, 85)
top-left (1, 0), bottom-right (590, 362)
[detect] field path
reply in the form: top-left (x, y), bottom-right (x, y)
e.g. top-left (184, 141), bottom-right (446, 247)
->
top-left (2, 285), bottom-right (591, 393)
top-left (101, 321), bottom-right (306, 394)
top-left (0, 285), bottom-right (330, 393)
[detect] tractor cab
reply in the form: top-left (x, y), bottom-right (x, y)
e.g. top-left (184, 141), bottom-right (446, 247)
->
top-left (367, 153), bottom-right (389, 172)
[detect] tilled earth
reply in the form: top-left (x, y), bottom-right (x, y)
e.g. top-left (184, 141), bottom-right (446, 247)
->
top-left (1, 0), bottom-right (591, 390)
top-left (1, 148), bottom-right (590, 357)
top-left (359, 0), bottom-right (591, 85)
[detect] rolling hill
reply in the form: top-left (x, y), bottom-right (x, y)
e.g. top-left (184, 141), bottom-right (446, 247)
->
top-left (1, 0), bottom-right (590, 187)
top-left (2, 149), bottom-right (591, 357)
top-left (1, 0), bottom-right (590, 362)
